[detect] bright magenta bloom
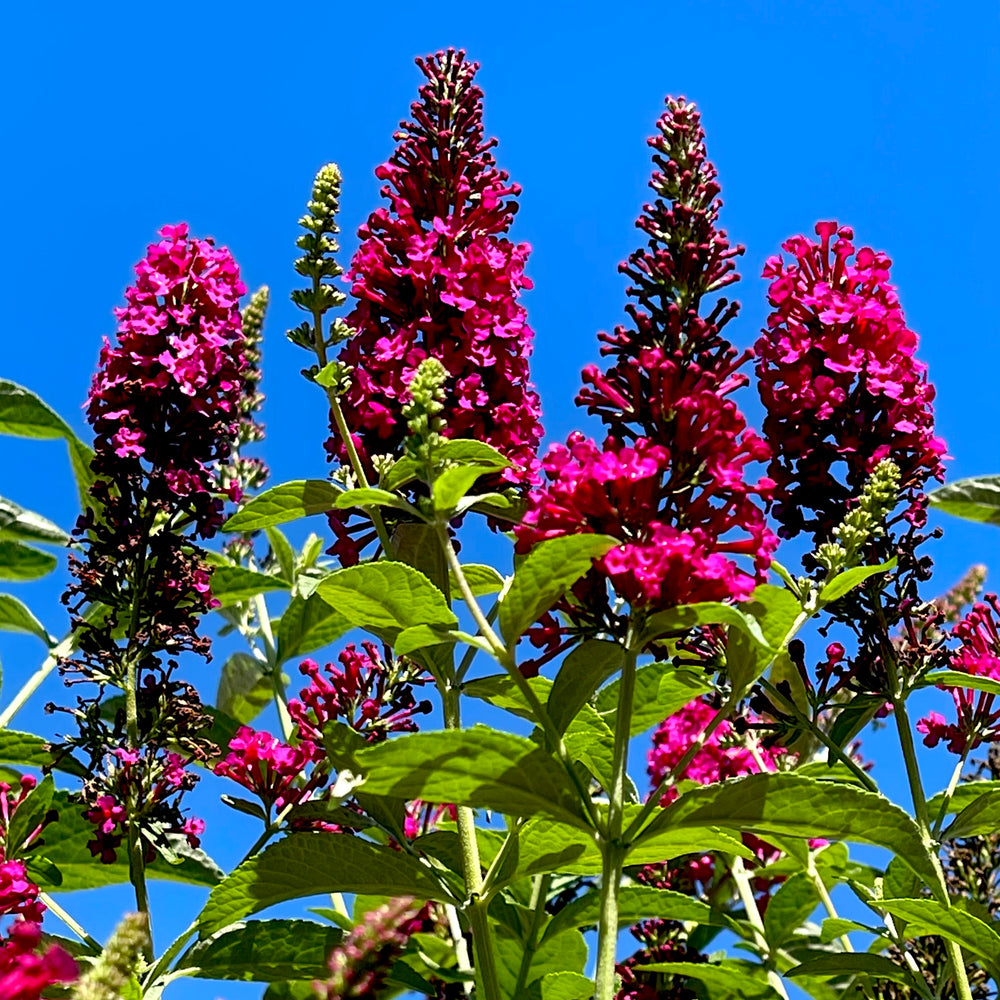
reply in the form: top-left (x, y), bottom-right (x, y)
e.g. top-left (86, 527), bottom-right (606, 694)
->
top-left (334, 50), bottom-right (542, 484)
top-left (918, 596), bottom-right (1000, 754)
top-left (755, 221), bottom-right (946, 541)
top-left (0, 922), bottom-right (77, 999)
top-left (519, 99), bottom-right (775, 623)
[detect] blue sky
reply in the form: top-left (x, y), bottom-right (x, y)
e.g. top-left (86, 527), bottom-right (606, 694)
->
top-left (1, 1), bottom-right (998, 995)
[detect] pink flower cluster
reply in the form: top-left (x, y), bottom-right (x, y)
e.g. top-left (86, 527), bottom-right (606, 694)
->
top-left (333, 49), bottom-right (542, 486)
top-left (88, 222), bottom-right (248, 534)
top-left (0, 921), bottom-right (77, 999)
top-left (288, 642), bottom-right (432, 750)
top-left (518, 99), bottom-right (775, 625)
top-left (918, 595), bottom-right (1000, 754)
top-left (755, 221), bottom-right (946, 542)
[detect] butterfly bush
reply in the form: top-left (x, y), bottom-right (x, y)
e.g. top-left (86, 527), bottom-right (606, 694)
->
top-left (755, 221), bottom-right (946, 542)
top-left (333, 49), bottom-right (542, 482)
top-left (518, 98), bottom-right (776, 627)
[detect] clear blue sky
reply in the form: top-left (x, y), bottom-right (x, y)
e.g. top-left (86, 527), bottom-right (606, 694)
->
top-left (1, 2), bottom-right (998, 996)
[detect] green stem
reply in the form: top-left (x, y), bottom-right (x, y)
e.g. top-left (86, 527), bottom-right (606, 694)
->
top-left (595, 639), bottom-right (638, 1000)
top-left (0, 632), bottom-right (75, 729)
top-left (892, 695), bottom-right (975, 1000)
top-left (435, 522), bottom-right (601, 830)
top-left (513, 874), bottom-right (551, 998)
top-left (759, 677), bottom-right (879, 792)
top-left (729, 856), bottom-right (790, 1000)
top-left (309, 305), bottom-right (393, 556)
top-left (455, 599), bottom-right (498, 684)
top-left (805, 857), bottom-right (853, 953)
top-left (931, 748), bottom-right (970, 840)
top-left (123, 645), bottom-right (151, 953)
top-left (38, 892), bottom-right (102, 953)
top-left (442, 685), bottom-right (501, 1000)
top-left (252, 594), bottom-right (292, 741)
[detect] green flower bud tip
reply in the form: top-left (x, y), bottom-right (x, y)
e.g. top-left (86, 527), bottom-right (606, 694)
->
top-left (72, 912), bottom-right (149, 1000)
top-left (241, 285), bottom-right (269, 349)
top-left (403, 358), bottom-right (449, 462)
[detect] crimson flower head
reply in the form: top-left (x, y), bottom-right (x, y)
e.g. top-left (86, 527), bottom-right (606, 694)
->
top-left (755, 221), bottom-right (946, 542)
top-left (918, 595), bottom-right (1000, 754)
top-left (0, 922), bottom-right (77, 999)
top-left (518, 98), bottom-right (775, 628)
top-left (333, 49), bottom-right (542, 486)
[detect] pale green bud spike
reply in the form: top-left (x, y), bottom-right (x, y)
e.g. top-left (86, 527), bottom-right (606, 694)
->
top-left (403, 358), bottom-right (449, 464)
top-left (241, 285), bottom-right (269, 353)
top-left (816, 459), bottom-right (901, 576)
top-left (71, 912), bottom-right (149, 1000)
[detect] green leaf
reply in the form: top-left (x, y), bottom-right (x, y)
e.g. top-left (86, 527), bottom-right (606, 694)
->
top-left (763, 870), bottom-right (820, 948)
top-left (434, 464), bottom-right (505, 513)
top-left (929, 781), bottom-right (1000, 819)
top-left (262, 982), bottom-right (316, 1000)
top-left (450, 563), bottom-right (506, 598)
top-left (0, 540), bottom-right (57, 581)
top-left (0, 730), bottom-right (86, 778)
top-left (940, 786), bottom-right (1000, 840)
top-left (787, 953), bottom-right (925, 989)
top-left (928, 475), bottom-right (1000, 526)
top-left (878, 898), bottom-right (1000, 972)
top-left (32, 791), bottom-right (222, 891)
top-left (381, 456), bottom-right (420, 492)
top-left (182, 919), bottom-right (342, 982)
top-left (595, 663), bottom-right (713, 737)
top-left (7, 775), bottom-right (55, 854)
top-left (209, 565), bottom-right (290, 607)
top-left (548, 639), bottom-right (623, 735)
top-left (543, 884), bottom-right (736, 942)
top-left (0, 594), bottom-right (51, 644)
top-left (333, 487), bottom-right (420, 516)
top-left (224, 480), bottom-right (341, 533)
top-left (394, 624), bottom-right (456, 657)
top-left (316, 562), bottom-right (456, 633)
top-left (923, 669), bottom-right (1000, 697)
top-left (499, 534), bottom-right (617, 645)
top-left (264, 526), bottom-right (297, 584)
top-left (0, 380), bottom-right (95, 509)
top-left (828, 693), bottom-right (886, 750)
top-left (217, 653), bottom-right (274, 725)
top-left (199, 833), bottom-right (454, 936)
top-left (437, 439), bottom-right (511, 468)
top-left (632, 961), bottom-right (783, 1000)
top-left (494, 924), bottom-right (587, 996)
top-left (638, 772), bottom-right (939, 890)
top-left (563, 707), bottom-right (617, 794)
top-left (532, 971), bottom-right (594, 1000)
top-left (355, 727), bottom-right (591, 830)
top-left (0, 497), bottom-right (70, 545)
top-left (275, 593), bottom-right (351, 664)
top-left (818, 917), bottom-right (881, 944)
top-left (819, 558), bottom-right (897, 603)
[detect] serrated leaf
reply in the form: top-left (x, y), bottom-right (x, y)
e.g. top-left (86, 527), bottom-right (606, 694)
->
top-left (0, 540), bottom-right (57, 580)
top-left (210, 565), bottom-right (290, 607)
top-left (940, 786), bottom-right (1000, 840)
top-left (437, 440), bottom-right (511, 468)
top-left (818, 917), bottom-right (881, 944)
top-left (533, 971), bottom-right (594, 1000)
top-left (548, 639), bottom-right (623, 735)
top-left (0, 730), bottom-right (86, 778)
top-left (355, 726), bottom-right (591, 830)
top-left (595, 663), bottom-right (713, 737)
top-left (788, 953), bottom-right (924, 988)
top-left (494, 924), bottom-right (587, 996)
top-left (828, 693), bottom-right (886, 749)
top-left (217, 653), bottom-right (273, 725)
top-left (264, 526), bottom-right (297, 583)
top-left (929, 780), bottom-right (1000, 819)
top-left (0, 594), bottom-right (51, 644)
top-left (543, 884), bottom-right (736, 941)
top-left (394, 624), bottom-right (455, 656)
top-left (878, 898), bottom-right (1000, 971)
top-left (820, 558), bottom-right (897, 603)
top-left (333, 487), bottom-right (420, 515)
top-left (929, 475), bottom-right (1000, 526)
top-left (763, 870), bottom-right (820, 948)
top-left (924, 669), bottom-right (1000, 696)
top-left (500, 534), bottom-right (617, 645)
top-left (275, 593), bottom-right (351, 664)
top-left (450, 563), bottom-right (506, 598)
top-left (182, 919), bottom-right (342, 982)
top-left (0, 497), bottom-right (70, 545)
top-left (381, 456), bottom-right (420, 492)
top-left (433, 464), bottom-right (505, 513)
top-left (224, 480), bottom-right (341, 533)
top-left (198, 833), bottom-right (454, 935)
top-left (637, 772), bottom-right (938, 890)
top-left (633, 960), bottom-right (782, 1000)
top-left (316, 562), bottom-right (456, 633)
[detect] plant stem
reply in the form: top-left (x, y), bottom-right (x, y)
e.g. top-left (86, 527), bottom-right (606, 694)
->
top-left (931, 748), bottom-right (970, 840)
top-left (595, 638), bottom-right (638, 1000)
top-left (252, 593), bottom-right (292, 740)
top-left (514, 874), bottom-right (552, 998)
top-left (805, 856), bottom-right (853, 953)
top-left (0, 631), bottom-right (76, 729)
top-left (442, 683), bottom-right (501, 1000)
top-left (729, 855), bottom-right (790, 1000)
top-left (123, 644), bottom-right (151, 953)
top-left (38, 892), bottom-right (102, 953)
top-left (435, 522), bottom-right (601, 829)
top-left (892, 695), bottom-right (975, 1000)
top-left (758, 677), bottom-right (879, 792)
